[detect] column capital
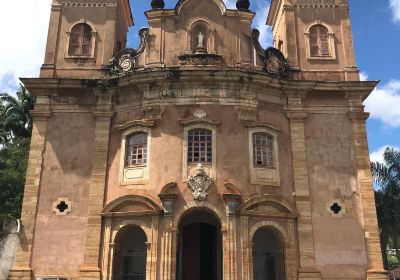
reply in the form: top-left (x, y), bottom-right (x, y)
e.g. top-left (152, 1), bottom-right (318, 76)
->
top-left (287, 111), bottom-right (308, 122)
top-left (348, 112), bottom-right (370, 122)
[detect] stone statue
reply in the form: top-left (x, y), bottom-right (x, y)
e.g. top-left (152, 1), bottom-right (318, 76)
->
top-left (197, 32), bottom-right (204, 49)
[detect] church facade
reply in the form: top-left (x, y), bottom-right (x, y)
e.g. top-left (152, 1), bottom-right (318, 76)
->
top-left (9, 0), bottom-right (388, 279)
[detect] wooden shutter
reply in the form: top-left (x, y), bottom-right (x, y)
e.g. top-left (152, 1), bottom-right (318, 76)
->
top-left (319, 26), bottom-right (330, 56)
top-left (309, 26), bottom-right (320, 56)
top-left (82, 24), bottom-right (92, 55)
top-left (68, 23), bottom-right (92, 56)
top-left (68, 24), bottom-right (81, 56)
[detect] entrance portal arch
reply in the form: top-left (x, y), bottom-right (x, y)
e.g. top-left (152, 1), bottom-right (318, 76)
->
top-left (252, 226), bottom-right (286, 280)
top-left (113, 225), bottom-right (147, 280)
top-left (176, 210), bottom-right (223, 280)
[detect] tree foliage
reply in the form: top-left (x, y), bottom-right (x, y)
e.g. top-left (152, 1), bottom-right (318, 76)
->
top-left (0, 85), bottom-right (34, 142)
top-left (0, 85), bottom-right (34, 218)
top-left (372, 147), bottom-right (400, 270)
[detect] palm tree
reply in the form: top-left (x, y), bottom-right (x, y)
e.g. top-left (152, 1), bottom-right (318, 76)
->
top-left (0, 85), bottom-right (35, 142)
top-left (0, 102), bottom-right (9, 143)
top-left (372, 147), bottom-right (400, 270)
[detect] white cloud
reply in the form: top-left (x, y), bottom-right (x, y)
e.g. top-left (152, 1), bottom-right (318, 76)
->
top-left (370, 145), bottom-right (400, 164)
top-left (0, 0), bottom-right (51, 94)
top-left (224, 0), bottom-right (236, 9)
top-left (389, 0), bottom-right (400, 22)
top-left (364, 79), bottom-right (400, 127)
top-left (359, 71), bottom-right (368, 81)
top-left (223, 0), bottom-right (273, 47)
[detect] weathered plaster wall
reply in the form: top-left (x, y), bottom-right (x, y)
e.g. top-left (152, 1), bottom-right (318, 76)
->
top-left (305, 109), bottom-right (368, 279)
top-left (106, 104), bottom-right (295, 209)
top-left (31, 113), bottom-right (95, 278)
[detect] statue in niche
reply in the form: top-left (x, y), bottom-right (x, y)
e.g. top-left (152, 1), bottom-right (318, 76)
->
top-left (197, 32), bottom-right (204, 48)
top-left (195, 31), bottom-right (207, 54)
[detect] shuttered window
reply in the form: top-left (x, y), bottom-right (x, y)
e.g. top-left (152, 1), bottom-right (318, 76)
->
top-left (68, 23), bottom-right (92, 56)
top-left (309, 25), bottom-right (330, 57)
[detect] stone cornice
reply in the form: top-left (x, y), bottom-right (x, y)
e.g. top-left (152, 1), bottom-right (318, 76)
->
top-left (59, 2), bottom-right (117, 8)
top-left (21, 70), bottom-right (378, 102)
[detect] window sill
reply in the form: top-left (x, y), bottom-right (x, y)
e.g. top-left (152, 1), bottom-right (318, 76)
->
top-left (65, 55), bottom-right (94, 59)
top-left (307, 56), bottom-right (336, 61)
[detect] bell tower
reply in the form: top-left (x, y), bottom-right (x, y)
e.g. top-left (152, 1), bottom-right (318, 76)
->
top-left (40, 0), bottom-right (133, 79)
top-left (267, 0), bottom-right (359, 81)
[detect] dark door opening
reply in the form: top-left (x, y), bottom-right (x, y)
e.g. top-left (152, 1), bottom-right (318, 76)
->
top-left (177, 211), bottom-right (222, 280)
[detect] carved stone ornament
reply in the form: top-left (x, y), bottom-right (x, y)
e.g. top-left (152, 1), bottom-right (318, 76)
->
top-left (187, 164), bottom-right (213, 201)
top-left (252, 29), bottom-right (289, 78)
top-left (103, 28), bottom-right (149, 75)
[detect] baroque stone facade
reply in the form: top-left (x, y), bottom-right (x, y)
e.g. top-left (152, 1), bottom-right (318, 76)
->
top-left (9, 0), bottom-right (388, 279)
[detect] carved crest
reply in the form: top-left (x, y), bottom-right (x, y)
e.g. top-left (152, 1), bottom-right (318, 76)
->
top-left (252, 29), bottom-right (289, 78)
top-left (187, 164), bottom-right (213, 201)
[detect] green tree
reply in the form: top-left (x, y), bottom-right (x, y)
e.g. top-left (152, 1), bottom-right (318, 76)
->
top-left (0, 138), bottom-right (30, 218)
top-left (0, 85), bottom-right (35, 142)
top-left (372, 147), bottom-right (400, 270)
top-left (0, 85), bottom-right (34, 218)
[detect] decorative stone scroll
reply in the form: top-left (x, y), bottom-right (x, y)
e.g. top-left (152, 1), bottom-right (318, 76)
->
top-left (252, 29), bottom-right (290, 78)
top-left (104, 28), bottom-right (149, 75)
top-left (187, 164), bottom-right (213, 201)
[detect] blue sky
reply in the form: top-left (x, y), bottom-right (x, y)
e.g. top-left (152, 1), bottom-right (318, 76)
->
top-left (0, 0), bottom-right (399, 162)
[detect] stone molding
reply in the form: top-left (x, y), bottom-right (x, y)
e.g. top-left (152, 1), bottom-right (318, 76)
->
top-left (60, 2), bottom-right (117, 8)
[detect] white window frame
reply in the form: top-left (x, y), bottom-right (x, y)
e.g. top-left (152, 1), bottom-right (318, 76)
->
top-left (120, 127), bottom-right (151, 185)
top-left (248, 127), bottom-right (280, 186)
top-left (183, 124), bottom-right (217, 180)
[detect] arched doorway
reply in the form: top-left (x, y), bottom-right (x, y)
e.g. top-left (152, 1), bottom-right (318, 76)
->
top-left (113, 225), bottom-right (147, 280)
top-left (252, 227), bottom-right (286, 280)
top-left (177, 210), bottom-right (223, 280)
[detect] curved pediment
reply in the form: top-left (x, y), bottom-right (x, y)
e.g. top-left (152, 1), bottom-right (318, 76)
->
top-left (102, 195), bottom-right (162, 216)
top-left (175, 0), bottom-right (227, 15)
top-left (240, 194), bottom-right (298, 217)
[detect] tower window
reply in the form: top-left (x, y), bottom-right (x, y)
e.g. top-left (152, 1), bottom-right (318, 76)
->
top-left (253, 132), bottom-right (274, 168)
top-left (188, 129), bottom-right (212, 163)
top-left (68, 23), bottom-right (92, 56)
top-left (309, 25), bottom-right (330, 57)
top-left (125, 133), bottom-right (148, 166)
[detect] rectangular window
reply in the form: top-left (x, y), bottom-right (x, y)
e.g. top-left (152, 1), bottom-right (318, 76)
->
top-left (253, 133), bottom-right (274, 167)
top-left (188, 129), bottom-right (212, 163)
top-left (126, 133), bottom-right (148, 166)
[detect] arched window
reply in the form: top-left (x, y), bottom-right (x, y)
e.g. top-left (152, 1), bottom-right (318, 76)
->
top-left (188, 128), bottom-right (212, 163)
top-left (252, 132), bottom-right (274, 168)
top-left (309, 24), bottom-right (330, 57)
top-left (68, 23), bottom-right (92, 56)
top-left (125, 133), bottom-right (148, 167)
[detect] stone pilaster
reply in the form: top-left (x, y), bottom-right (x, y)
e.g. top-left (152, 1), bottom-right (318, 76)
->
top-left (223, 193), bottom-right (240, 280)
top-left (347, 93), bottom-right (388, 280)
top-left (80, 90), bottom-right (113, 279)
top-left (40, 4), bottom-right (62, 78)
top-left (159, 191), bottom-right (177, 280)
top-left (160, 217), bottom-right (173, 280)
top-left (286, 90), bottom-right (321, 280)
top-left (8, 98), bottom-right (51, 280)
